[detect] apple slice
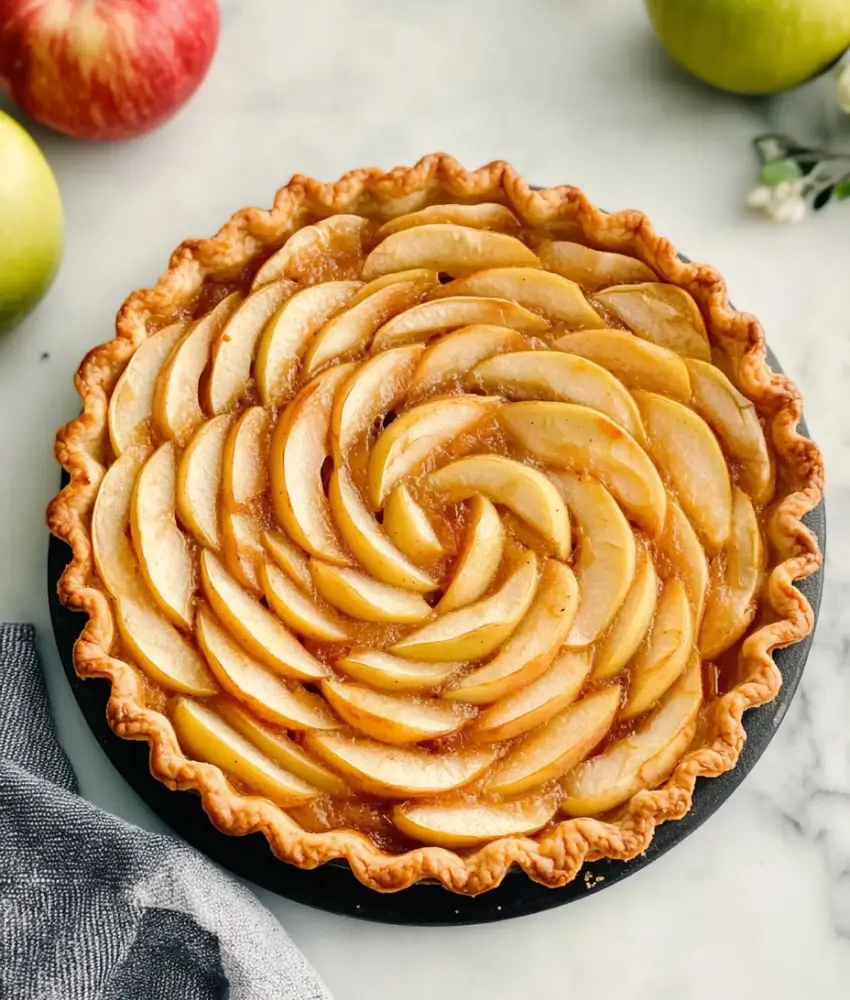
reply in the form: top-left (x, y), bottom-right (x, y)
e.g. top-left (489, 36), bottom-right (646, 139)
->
top-left (199, 549), bottom-right (327, 681)
top-left (368, 395), bottom-right (501, 508)
top-left (699, 487), bottom-right (764, 658)
top-left (443, 559), bottom-right (578, 704)
top-left (251, 215), bottom-right (371, 288)
top-left (302, 277), bottom-right (433, 376)
top-left (270, 364), bottom-right (354, 565)
top-left (391, 549), bottom-right (538, 662)
top-left (206, 279), bottom-right (294, 415)
top-left (329, 344), bottom-right (424, 459)
top-left (594, 283), bottom-right (711, 361)
top-left (685, 358), bottom-right (773, 504)
top-left (130, 442), bottom-right (195, 629)
top-left (499, 402), bottom-right (668, 535)
top-left (537, 240), bottom-right (658, 291)
top-left (407, 324), bottom-right (528, 394)
top-left (393, 794), bottom-right (556, 848)
top-left (328, 468), bottom-right (437, 592)
top-left (375, 203), bottom-right (521, 240)
top-left (108, 322), bottom-right (184, 455)
top-left (263, 529), bottom-right (312, 591)
top-left (471, 350), bottom-right (645, 443)
top-left (171, 698), bottom-right (320, 807)
top-left (437, 268), bottom-right (602, 328)
top-left (555, 328), bottom-right (692, 402)
top-left (220, 509), bottom-right (265, 595)
top-left (335, 649), bottom-right (459, 692)
top-left (383, 484), bottom-right (444, 564)
top-left (437, 496), bottom-right (504, 613)
top-left (550, 472), bottom-right (636, 647)
top-left (633, 391), bottom-right (732, 553)
top-left (176, 413), bottom-right (232, 548)
top-left (322, 678), bottom-right (469, 744)
top-left (222, 406), bottom-right (269, 507)
top-left (216, 700), bottom-right (347, 795)
top-left (592, 543), bottom-right (658, 680)
top-left (469, 649), bottom-right (592, 743)
top-left (196, 605), bottom-right (336, 730)
top-left (255, 280), bottom-right (362, 407)
top-left (486, 686), bottom-right (621, 796)
top-left (371, 296), bottom-right (548, 351)
top-left (303, 732), bottom-right (497, 797)
top-left (345, 270), bottom-right (439, 308)
top-left (561, 656), bottom-right (702, 816)
top-left (153, 293), bottom-right (241, 445)
top-left (622, 577), bottom-right (694, 719)
top-left (309, 560), bottom-right (432, 623)
top-left (362, 224), bottom-right (540, 280)
top-left (260, 559), bottom-right (349, 642)
top-left (426, 455), bottom-right (570, 560)
top-left (656, 500), bottom-right (709, 627)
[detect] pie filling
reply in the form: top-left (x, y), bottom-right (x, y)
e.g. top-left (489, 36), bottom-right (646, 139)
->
top-left (92, 205), bottom-right (778, 853)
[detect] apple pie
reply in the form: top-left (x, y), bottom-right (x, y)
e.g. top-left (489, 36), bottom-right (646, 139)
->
top-left (48, 155), bottom-right (823, 895)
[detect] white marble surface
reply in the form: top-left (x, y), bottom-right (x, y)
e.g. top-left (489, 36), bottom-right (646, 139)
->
top-left (1, 1), bottom-right (849, 997)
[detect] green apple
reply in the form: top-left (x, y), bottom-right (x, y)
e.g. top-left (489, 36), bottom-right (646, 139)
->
top-left (645, 0), bottom-right (850, 95)
top-left (0, 111), bottom-right (64, 332)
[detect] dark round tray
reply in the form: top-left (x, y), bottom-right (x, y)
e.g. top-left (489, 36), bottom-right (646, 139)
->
top-left (47, 348), bottom-right (825, 926)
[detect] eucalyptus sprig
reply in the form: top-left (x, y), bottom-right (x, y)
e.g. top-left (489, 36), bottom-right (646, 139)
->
top-left (747, 134), bottom-right (850, 222)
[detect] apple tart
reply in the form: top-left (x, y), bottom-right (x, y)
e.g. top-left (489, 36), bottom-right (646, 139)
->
top-left (49, 155), bottom-right (823, 895)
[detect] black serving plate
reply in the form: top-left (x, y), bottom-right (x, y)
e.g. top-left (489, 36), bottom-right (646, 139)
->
top-left (47, 345), bottom-right (825, 925)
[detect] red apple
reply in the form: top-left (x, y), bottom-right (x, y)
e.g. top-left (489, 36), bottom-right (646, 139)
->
top-left (0, 0), bottom-right (220, 141)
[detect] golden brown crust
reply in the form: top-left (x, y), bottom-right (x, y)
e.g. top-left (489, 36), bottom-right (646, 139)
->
top-left (47, 154), bottom-right (823, 895)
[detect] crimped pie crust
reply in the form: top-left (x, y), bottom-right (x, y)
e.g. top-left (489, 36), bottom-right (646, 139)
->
top-left (47, 154), bottom-right (823, 895)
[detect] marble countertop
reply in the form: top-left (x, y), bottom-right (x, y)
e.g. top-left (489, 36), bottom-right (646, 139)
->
top-left (1, 1), bottom-right (848, 996)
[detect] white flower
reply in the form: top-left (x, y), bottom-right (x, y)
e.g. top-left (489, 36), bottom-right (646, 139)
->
top-left (837, 63), bottom-right (850, 114)
top-left (769, 195), bottom-right (807, 224)
top-left (746, 185), bottom-right (773, 208)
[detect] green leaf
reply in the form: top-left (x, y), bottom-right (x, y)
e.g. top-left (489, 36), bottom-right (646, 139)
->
top-left (834, 178), bottom-right (850, 201)
top-left (760, 158), bottom-right (802, 185)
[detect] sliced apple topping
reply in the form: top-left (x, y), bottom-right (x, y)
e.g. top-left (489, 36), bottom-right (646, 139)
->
top-left (153, 293), bottom-right (241, 445)
top-left (437, 496), bottom-right (504, 614)
top-left (309, 560), bottom-right (432, 623)
top-left (196, 605), bottom-right (336, 730)
top-left (592, 542), bottom-right (658, 680)
top-left (634, 391), bottom-right (732, 553)
top-left (375, 203), bottom-right (521, 240)
top-left (362, 224), bottom-right (540, 280)
top-left (270, 364), bottom-right (354, 565)
top-left (561, 656), bottom-right (702, 816)
top-left (262, 528), bottom-right (312, 590)
top-left (303, 732), bottom-right (497, 797)
top-left (371, 296), bottom-right (548, 352)
top-left (93, 445), bottom-right (151, 597)
top-left (199, 549), bottom-right (327, 681)
top-left (260, 560), bottom-right (349, 643)
top-left (623, 577), bottom-right (694, 719)
top-left (685, 358), bottom-right (773, 503)
top-left (383, 484), bottom-right (444, 564)
top-left (216, 700), bottom-right (347, 795)
top-left (368, 395), bottom-right (501, 508)
top-left (437, 267), bottom-right (602, 327)
top-left (594, 283), bottom-right (711, 361)
top-left (393, 794), bottom-right (557, 848)
top-left (251, 215), bottom-right (371, 288)
top-left (407, 325), bottom-right (528, 395)
top-left (171, 698), bottom-right (321, 807)
top-left (335, 649), bottom-right (459, 692)
top-left (699, 487), bottom-right (764, 658)
top-left (256, 280), bottom-right (362, 407)
top-left (219, 510), bottom-right (265, 595)
top-left (487, 686), bottom-right (621, 797)
top-left (656, 500), bottom-right (709, 627)
top-left (392, 550), bottom-right (539, 662)
top-left (469, 649), bottom-right (593, 743)
top-left (130, 442), bottom-right (195, 629)
top-left (555, 328), bottom-right (692, 402)
top-left (426, 455), bottom-right (570, 560)
top-left (550, 472), bottom-right (636, 647)
top-left (472, 350), bottom-right (645, 443)
top-left (444, 559), bottom-right (577, 704)
top-left (108, 323), bottom-right (184, 455)
top-left (345, 270), bottom-right (439, 308)
top-left (176, 413), bottom-right (232, 549)
top-left (222, 406), bottom-right (269, 507)
top-left (537, 240), bottom-right (658, 291)
top-left (499, 401), bottom-right (667, 535)
top-left (322, 678), bottom-right (469, 744)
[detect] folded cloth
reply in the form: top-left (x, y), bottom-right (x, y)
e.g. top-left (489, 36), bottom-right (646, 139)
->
top-left (0, 624), bottom-right (332, 1000)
